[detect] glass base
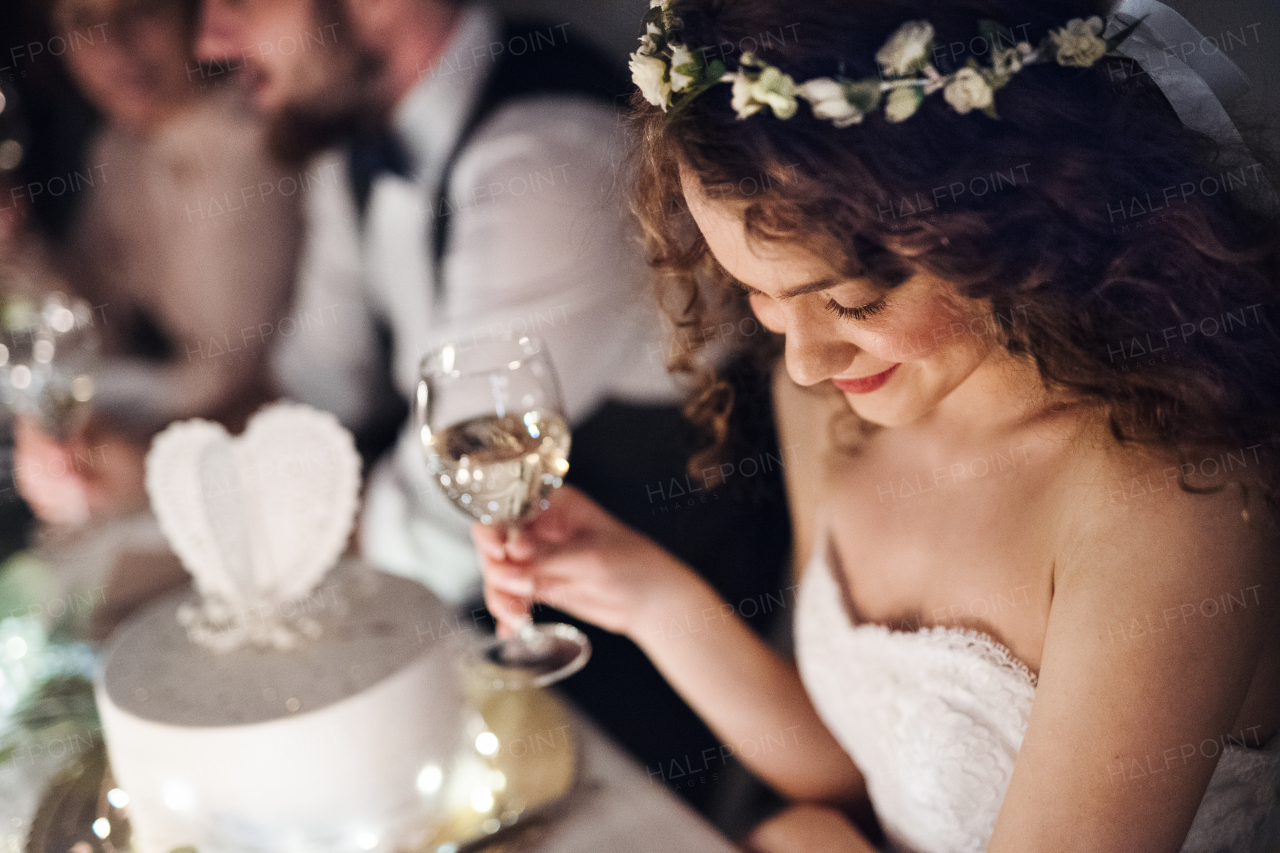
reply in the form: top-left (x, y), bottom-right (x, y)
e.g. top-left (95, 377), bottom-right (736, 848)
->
top-left (480, 623), bottom-right (591, 689)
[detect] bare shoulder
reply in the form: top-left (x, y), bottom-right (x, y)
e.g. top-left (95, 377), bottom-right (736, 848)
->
top-left (1050, 418), bottom-right (1276, 596)
top-left (987, 417), bottom-right (1280, 852)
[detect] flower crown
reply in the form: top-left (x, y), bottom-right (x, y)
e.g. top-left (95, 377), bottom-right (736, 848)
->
top-left (629, 1), bottom-right (1142, 124)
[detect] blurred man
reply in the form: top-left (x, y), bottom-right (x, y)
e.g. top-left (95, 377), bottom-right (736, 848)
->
top-left (196, 0), bottom-right (677, 601)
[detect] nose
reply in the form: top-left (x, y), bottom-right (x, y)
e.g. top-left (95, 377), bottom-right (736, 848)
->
top-left (783, 303), bottom-right (859, 387)
top-left (194, 0), bottom-right (240, 64)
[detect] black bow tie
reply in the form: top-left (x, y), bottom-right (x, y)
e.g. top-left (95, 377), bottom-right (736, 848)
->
top-left (348, 130), bottom-right (414, 220)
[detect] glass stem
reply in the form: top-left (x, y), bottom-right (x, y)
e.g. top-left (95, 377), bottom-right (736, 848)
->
top-left (498, 522), bottom-right (550, 652)
top-left (500, 522), bottom-right (535, 629)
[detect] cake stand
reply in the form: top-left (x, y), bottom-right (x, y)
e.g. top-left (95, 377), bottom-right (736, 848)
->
top-left (25, 686), bottom-right (579, 853)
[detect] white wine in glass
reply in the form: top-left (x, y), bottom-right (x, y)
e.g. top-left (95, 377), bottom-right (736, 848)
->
top-left (417, 335), bottom-right (590, 686)
top-left (430, 410), bottom-right (570, 527)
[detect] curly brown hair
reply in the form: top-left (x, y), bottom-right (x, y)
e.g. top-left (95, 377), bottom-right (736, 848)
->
top-left (631, 0), bottom-right (1280, 503)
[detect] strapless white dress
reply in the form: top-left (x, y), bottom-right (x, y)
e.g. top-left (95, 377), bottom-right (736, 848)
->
top-left (794, 552), bottom-right (1280, 853)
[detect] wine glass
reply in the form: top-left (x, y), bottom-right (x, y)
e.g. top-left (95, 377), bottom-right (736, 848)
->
top-left (416, 335), bottom-right (590, 687)
top-left (0, 292), bottom-right (98, 439)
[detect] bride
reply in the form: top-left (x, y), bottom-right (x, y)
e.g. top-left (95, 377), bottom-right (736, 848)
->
top-left (475, 0), bottom-right (1280, 850)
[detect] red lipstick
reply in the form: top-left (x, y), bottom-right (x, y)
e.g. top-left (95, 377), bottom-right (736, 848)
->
top-left (833, 364), bottom-right (898, 394)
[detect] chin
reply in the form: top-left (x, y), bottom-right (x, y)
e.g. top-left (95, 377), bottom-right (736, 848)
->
top-left (240, 66), bottom-right (284, 112)
top-left (254, 84), bottom-right (288, 114)
top-left (840, 388), bottom-right (934, 428)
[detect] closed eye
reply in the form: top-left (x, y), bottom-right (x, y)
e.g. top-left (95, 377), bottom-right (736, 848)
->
top-left (726, 274), bottom-right (888, 320)
top-left (825, 296), bottom-right (888, 322)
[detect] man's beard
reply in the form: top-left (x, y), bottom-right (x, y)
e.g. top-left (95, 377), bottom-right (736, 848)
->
top-left (265, 55), bottom-right (384, 166)
top-left (264, 0), bottom-right (390, 166)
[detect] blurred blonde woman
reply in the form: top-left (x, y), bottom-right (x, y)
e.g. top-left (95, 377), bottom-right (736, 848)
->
top-left (17, 0), bottom-right (301, 525)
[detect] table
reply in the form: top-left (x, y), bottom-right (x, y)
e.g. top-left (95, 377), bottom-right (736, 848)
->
top-left (524, 705), bottom-right (739, 853)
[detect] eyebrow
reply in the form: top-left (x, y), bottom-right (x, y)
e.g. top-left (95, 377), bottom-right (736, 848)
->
top-left (733, 277), bottom-right (840, 300)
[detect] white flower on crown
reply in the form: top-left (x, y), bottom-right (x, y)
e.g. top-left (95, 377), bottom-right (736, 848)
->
top-left (729, 55), bottom-right (798, 119)
top-left (670, 44), bottom-right (696, 92)
top-left (631, 50), bottom-right (672, 109)
top-left (943, 67), bottom-right (994, 113)
top-left (876, 21), bottom-right (935, 77)
top-left (885, 86), bottom-right (924, 122)
top-left (1050, 17), bottom-right (1107, 67)
top-left (798, 77), bottom-right (883, 127)
top-left (798, 78), bottom-right (862, 126)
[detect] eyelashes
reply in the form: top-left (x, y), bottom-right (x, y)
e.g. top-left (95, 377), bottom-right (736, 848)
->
top-left (729, 275), bottom-right (889, 323)
top-left (825, 296), bottom-right (888, 322)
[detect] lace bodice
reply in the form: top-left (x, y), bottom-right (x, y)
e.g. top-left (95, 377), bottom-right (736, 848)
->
top-left (794, 552), bottom-right (1280, 853)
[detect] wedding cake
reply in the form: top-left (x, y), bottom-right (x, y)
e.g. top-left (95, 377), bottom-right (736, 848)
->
top-left (94, 404), bottom-right (467, 853)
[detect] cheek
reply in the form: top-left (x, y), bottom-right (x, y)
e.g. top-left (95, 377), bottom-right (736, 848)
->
top-left (863, 299), bottom-right (988, 364)
top-left (248, 1), bottom-right (314, 61)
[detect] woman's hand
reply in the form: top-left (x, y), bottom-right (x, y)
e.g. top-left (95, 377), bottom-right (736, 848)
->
top-left (477, 488), bottom-right (868, 809)
top-left (745, 804), bottom-right (878, 853)
top-left (13, 416), bottom-right (149, 526)
top-left (473, 484), bottom-right (699, 639)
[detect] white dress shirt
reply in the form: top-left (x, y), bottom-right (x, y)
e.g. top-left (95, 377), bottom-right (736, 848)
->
top-left (273, 4), bottom-right (678, 603)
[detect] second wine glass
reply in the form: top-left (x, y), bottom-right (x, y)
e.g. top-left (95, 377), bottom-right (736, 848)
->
top-left (416, 335), bottom-right (590, 687)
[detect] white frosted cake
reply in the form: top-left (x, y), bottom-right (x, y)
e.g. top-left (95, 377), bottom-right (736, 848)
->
top-left (94, 403), bottom-right (469, 852)
top-left (96, 560), bottom-right (465, 853)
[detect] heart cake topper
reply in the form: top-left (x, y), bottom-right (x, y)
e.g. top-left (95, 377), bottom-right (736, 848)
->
top-left (145, 402), bottom-right (362, 652)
